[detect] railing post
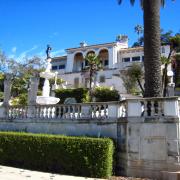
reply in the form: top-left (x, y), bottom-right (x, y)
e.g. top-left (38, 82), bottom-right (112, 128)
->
top-left (108, 102), bottom-right (121, 118)
top-left (27, 77), bottom-right (39, 118)
top-left (127, 99), bottom-right (142, 117)
top-left (81, 104), bottom-right (91, 118)
top-left (163, 97), bottom-right (179, 116)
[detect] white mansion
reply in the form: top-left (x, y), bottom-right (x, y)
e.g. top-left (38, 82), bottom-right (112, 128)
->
top-left (51, 36), bottom-right (170, 93)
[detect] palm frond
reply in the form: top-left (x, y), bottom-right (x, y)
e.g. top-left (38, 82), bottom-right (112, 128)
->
top-left (140, 0), bottom-right (143, 8)
top-left (161, 0), bottom-right (165, 7)
top-left (130, 0), bottom-right (135, 5)
top-left (117, 0), bottom-right (122, 5)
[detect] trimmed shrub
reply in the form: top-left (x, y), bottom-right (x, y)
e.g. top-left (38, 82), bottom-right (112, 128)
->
top-left (55, 88), bottom-right (89, 104)
top-left (0, 132), bottom-right (114, 178)
top-left (93, 87), bottom-right (120, 102)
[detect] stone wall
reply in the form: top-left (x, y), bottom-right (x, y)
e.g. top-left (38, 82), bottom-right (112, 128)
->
top-left (0, 119), bottom-right (117, 139)
top-left (0, 97), bottom-right (180, 179)
top-left (117, 117), bottom-right (180, 179)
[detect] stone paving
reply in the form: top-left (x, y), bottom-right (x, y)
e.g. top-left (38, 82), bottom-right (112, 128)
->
top-left (0, 166), bottom-right (105, 180)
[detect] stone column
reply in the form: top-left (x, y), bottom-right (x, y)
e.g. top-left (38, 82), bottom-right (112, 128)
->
top-left (27, 77), bottom-right (39, 118)
top-left (0, 74), bottom-right (12, 119)
top-left (3, 74), bottom-right (12, 106)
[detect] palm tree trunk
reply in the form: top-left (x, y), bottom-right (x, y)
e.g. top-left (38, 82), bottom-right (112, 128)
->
top-left (162, 49), bottom-right (173, 96)
top-left (143, 0), bottom-right (162, 97)
top-left (89, 67), bottom-right (93, 101)
top-left (137, 78), bottom-right (144, 96)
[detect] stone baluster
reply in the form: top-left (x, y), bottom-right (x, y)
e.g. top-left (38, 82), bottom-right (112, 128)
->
top-left (62, 106), bottom-right (66, 119)
top-left (57, 106), bottom-right (61, 119)
top-left (40, 107), bottom-right (44, 118)
top-left (44, 107), bottom-right (48, 118)
top-left (77, 105), bottom-right (81, 118)
top-left (98, 105), bottom-right (102, 118)
top-left (36, 106), bottom-right (40, 118)
top-left (158, 100), bottom-right (163, 116)
top-left (49, 106), bottom-right (52, 119)
top-left (151, 101), bottom-right (155, 116)
top-left (143, 101), bottom-right (148, 117)
top-left (72, 105), bottom-right (75, 119)
top-left (93, 105), bottom-right (96, 118)
top-left (104, 104), bottom-right (108, 118)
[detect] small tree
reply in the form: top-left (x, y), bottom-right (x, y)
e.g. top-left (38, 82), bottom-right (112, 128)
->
top-left (121, 63), bottom-right (144, 95)
top-left (172, 54), bottom-right (180, 88)
top-left (84, 53), bottom-right (101, 101)
top-left (162, 34), bottom-right (180, 96)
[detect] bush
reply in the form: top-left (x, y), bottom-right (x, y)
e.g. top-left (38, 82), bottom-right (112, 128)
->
top-left (10, 93), bottom-right (28, 106)
top-left (0, 91), bottom-right (3, 101)
top-left (0, 132), bottom-right (114, 178)
top-left (55, 88), bottom-right (89, 104)
top-left (93, 87), bottom-right (120, 102)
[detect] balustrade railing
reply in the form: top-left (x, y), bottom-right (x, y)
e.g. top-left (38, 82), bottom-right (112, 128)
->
top-left (7, 102), bottom-right (121, 120)
top-left (127, 97), bottom-right (179, 117)
top-left (8, 106), bottom-right (28, 119)
top-left (4, 97), bottom-right (179, 120)
top-left (140, 98), bottom-right (164, 117)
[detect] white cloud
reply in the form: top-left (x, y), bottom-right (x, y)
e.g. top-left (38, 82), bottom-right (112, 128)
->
top-left (11, 47), bottom-right (17, 53)
top-left (16, 45), bottom-right (38, 61)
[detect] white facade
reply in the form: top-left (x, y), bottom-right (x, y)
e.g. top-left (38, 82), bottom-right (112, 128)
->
top-left (51, 36), bottom-right (170, 93)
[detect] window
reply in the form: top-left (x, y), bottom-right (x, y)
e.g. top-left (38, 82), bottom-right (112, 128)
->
top-left (52, 66), bottom-right (58, 70)
top-left (85, 78), bottom-right (89, 88)
top-left (104, 60), bottom-right (109, 66)
top-left (122, 57), bottom-right (130, 62)
top-left (132, 56), bottom-right (140, 62)
top-left (99, 76), bottom-right (105, 83)
top-left (59, 64), bottom-right (65, 69)
top-left (85, 60), bottom-right (89, 66)
top-left (162, 47), bottom-right (165, 53)
top-left (74, 78), bottom-right (79, 88)
top-left (142, 56), bottom-right (144, 61)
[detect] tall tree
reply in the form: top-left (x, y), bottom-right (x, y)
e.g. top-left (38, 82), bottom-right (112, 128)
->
top-left (118, 0), bottom-right (175, 97)
top-left (134, 24), bottom-right (144, 46)
top-left (84, 53), bottom-right (101, 101)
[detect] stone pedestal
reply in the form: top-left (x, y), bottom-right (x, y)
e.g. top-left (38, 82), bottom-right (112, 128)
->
top-left (0, 74), bottom-right (12, 119)
top-left (27, 77), bottom-right (39, 118)
top-left (167, 83), bottom-right (175, 97)
top-left (3, 74), bottom-right (12, 106)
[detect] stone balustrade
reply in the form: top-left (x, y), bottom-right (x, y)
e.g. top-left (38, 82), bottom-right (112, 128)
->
top-left (5, 101), bottom-right (126, 120)
top-left (127, 97), bottom-right (180, 117)
top-left (0, 97), bottom-right (179, 120)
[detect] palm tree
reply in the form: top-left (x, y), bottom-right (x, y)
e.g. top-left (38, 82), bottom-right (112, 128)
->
top-left (118, 0), bottom-right (175, 97)
top-left (134, 24), bottom-right (143, 46)
top-left (84, 53), bottom-right (101, 101)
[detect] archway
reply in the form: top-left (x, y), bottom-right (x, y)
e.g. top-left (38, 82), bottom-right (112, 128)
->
top-left (73, 52), bottom-right (84, 72)
top-left (98, 49), bottom-right (109, 68)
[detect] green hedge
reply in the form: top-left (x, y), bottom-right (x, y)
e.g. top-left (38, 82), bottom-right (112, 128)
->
top-left (55, 88), bottom-right (89, 104)
top-left (93, 87), bottom-right (120, 102)
top-left (0, 132), bottom-right (114, 178)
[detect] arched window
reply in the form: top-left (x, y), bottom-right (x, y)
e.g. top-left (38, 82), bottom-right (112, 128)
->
top-left (98, 49), bottom-right (109, 68)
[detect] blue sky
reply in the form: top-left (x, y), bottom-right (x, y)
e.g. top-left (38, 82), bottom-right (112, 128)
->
top-left (0, 0), bottom-right (179, 60)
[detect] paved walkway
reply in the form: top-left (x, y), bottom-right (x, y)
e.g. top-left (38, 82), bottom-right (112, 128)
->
top-left (0, 166), bottom-right (105, 180)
